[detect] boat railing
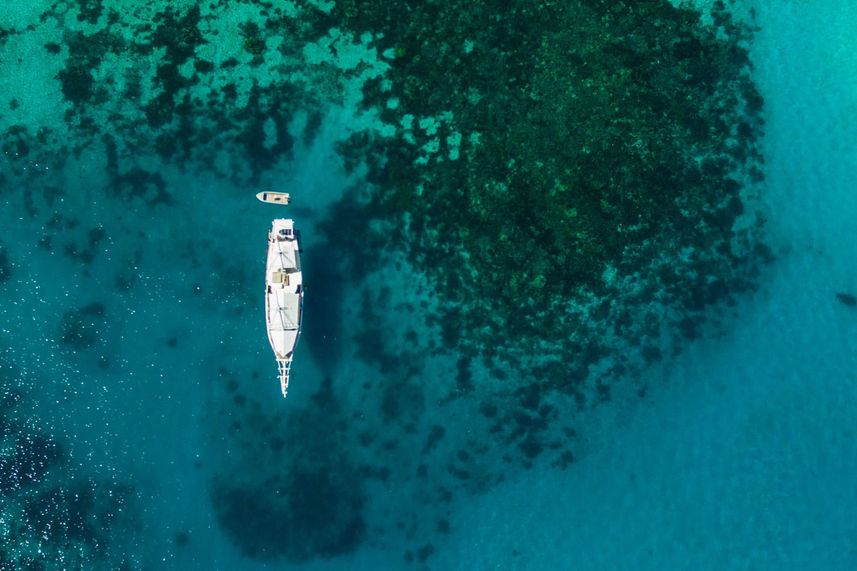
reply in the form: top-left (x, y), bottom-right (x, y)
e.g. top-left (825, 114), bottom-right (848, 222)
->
top-left (278, 359), bottom-right (292, 397)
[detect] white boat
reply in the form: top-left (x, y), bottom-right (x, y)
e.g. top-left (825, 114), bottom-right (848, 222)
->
top-left (264, 218), bottom-right (303, 396)
top-left (256, 191), bottom-right (291, 205)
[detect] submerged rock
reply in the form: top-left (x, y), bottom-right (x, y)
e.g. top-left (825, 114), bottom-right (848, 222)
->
top-left (835, 292), bottom-right (857, 307)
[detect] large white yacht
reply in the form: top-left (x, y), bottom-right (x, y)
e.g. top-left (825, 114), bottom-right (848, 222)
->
top-left (263, 215), bottom-right (303, 397)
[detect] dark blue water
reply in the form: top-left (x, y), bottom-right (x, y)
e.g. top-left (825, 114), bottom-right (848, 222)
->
top-left (1, 1), bottom-right (855, 569)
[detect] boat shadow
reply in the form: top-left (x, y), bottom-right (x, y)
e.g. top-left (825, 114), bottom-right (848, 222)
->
top-left (302, 240), bottom-right (346, 376)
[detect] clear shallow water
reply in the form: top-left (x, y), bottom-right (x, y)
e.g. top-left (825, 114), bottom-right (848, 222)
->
top-left (1, 1), bottom-right (855, 569)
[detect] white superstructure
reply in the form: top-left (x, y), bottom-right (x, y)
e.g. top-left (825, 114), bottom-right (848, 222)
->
top-left (265, 218), bottom-right (303, 396)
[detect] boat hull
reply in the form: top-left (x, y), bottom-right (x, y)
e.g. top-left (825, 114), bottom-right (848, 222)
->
top-left (265, 218), bottom-right (303, 396)
top-left (256, 191), bottom-right (291, 205)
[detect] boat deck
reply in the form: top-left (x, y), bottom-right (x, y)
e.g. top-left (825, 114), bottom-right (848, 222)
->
top-left (265, 218), bottom-right (303, 396)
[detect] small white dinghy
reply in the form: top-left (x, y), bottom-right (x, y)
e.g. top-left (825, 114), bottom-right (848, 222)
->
top-left (256, 191), bottom-right (291, 205)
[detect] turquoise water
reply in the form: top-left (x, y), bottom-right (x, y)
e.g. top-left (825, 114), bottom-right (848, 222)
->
top-left (1, 1), bottom-right (856, 569)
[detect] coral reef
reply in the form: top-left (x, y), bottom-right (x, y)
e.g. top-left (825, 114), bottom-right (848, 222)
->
top-left (332, 0), bottom-right (769, 396)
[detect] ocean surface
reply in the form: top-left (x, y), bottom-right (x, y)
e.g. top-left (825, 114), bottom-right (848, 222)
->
top-left (1, 1), bottom-right (855, 569)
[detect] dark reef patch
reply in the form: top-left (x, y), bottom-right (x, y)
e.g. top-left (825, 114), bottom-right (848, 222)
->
top-left (58, 61), bottom-right (96, 105)
top-left (143, 5), bottom-right (206, 129)
top-left (211, 471), bottom-right (365, 561)
top-left (316, 188), bottom-right (391, 277)
top-left (60, 224), bottom-right (107, 266)
top-left (174, 530), bottom-right (190, 547)
top-left (328, 0), bottom-right (768, 401)
top-left (234, 85), bottom-right (297, 173)
top-left (835, 292), bottom-right (856, 307)
top-left (380, 379), bottom-right (425, 425)
top-left (210, 377), bottom-right (367, 562)
top-left (4, 1), bottom-right (343, 203)
top-left (0, 432), bottom-right (64, 494)
top-left (73, 0), bottom-right (106, 25)
top-left (60, 301), bottom-right (107, 350)
top-left (0, 353), bottom-right (138, 567)
top-left (0, 245), bottom-right (10, 283)
top-left (57, 28), bottom-right (124, 107)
